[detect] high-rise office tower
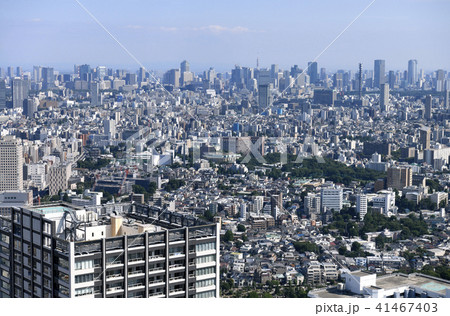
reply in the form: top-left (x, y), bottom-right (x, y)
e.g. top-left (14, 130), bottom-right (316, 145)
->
top-left (425, 95), bottom-right (432, 120)
top-left (435, 69), bottom-right (445, 92)
top-left (419, 127), bottom-right (431, 150)
top-left (308, 62), bottom-right (318, 84)
top-left (387, 167), bottom-right (412, 190)
top-left (0, 203), bottom-right (220, 298)
top-left (380, 83), bottom-right (390, 112)
top-left (33, 66), bottom-right (42, 82)
top-left (96, 66), bottom-right (106, 80)
top-left (16, 67), bottom-right (23, 78)
top-left (373, 59), bottom-right (385, 88)
top-left (270, 191), bottom-right (283, 220)
top-left (407, 59), bottom-right (418, 86)
top-left (356, 194), bottom-right (368, 221)
top-left (258, 69), bottom-right (271, 109)
top-left (180, 60), bottom-right (190, 73)
top-left (12, 78), bottom-right (28, 109)
top-left (320, 68), bottom-right (327, 81)
top-left (7, 67), bottom-right (14, 79)
top-left (270, 64), bottom-right (279, 80)
top-left (163, 69), bottom-right (180, 88)
top-left (79, 64), bottom-right (91, 81)
top-left (321, 185), bottom-right (343, 212)
top-left (104, 119), bottom-right (116, 140)
top-left (138, 67), bottom-right (146, 83)
top-left (49, 163), bottom-right (72, 195)
top-left (388, 71), bottom-right (395, 88)
top-left (0, 80), bottom-right (6, 109)
top-left (90, 82), bottom-right (100, 106)
top-left (41, 67), bottom-right (55, 90)
top-left (125, 73), bottom-right (137, 85)
top-left (23, 98), bottom-right (37, 118)
top-left (0, 136), bottom-right (23, 191)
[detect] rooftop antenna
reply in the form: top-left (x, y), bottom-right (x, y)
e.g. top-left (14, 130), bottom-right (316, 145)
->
top-left (256, 57), bottom-right (259, 69)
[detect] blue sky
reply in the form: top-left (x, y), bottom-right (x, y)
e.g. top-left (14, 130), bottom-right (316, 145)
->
top-left (1, 0), bottom-right (449, 73)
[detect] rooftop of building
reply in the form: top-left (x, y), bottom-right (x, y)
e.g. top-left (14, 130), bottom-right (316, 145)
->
top-left (309, 272), bottom-right (450, 298)
top-left (14, 202), bottom-right (214, 243)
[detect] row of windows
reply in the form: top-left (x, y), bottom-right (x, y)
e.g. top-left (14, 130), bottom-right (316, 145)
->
top-left (195, 242), bottom-right (215, 253)
top-left (75, 286), bottom-right (94, 297)
top-left (195, 290), bottom-right (215, 298)
top-left (75, 273), bottom-right (95, 284)
top-left (75, 259), bottom-right (94, 270)
top-left (196, 266), bottom-right (215, 276)
top-left (196, 278), bottom-right (215, 288)
top-left (195, 255), bottom-right (215, 264)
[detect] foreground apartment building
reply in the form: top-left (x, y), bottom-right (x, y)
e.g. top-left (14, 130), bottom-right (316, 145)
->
top-left (0, 202), bottom-right (220, 298)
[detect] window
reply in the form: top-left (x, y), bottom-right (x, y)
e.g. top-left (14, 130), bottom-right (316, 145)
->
top-left (0, 233), bottom-right (9, 244)
top-left (195, 290), bottom-right (215, 298)
top-left (43, 237), bottom-right (51, 248)
top-left (75, 273), bottom-right (95, 284)
top-left (74, 286), bottom-right (94, 297)
top-left (0, 245), bottom-right (8, 255)
top-left (75, 259), bottom-right (94, 270)
top-left (195, 255), bottom-right (215, 264)
top-left (32, 218), bottom-right (40, 231)
top-left (43, 251), bottom-right (50, 263)
top-left (43, 222), bottom-right (51, 234)
top-left (0, 257), bottom-right (9, 267)
top-left (23, 243), bottom-right (31, 255)
top-left (33, 247), bottom-right (41, 258)
top-left (1, 268), bottom-right (9, 278)
top-left (195, 242), bottom-right (215, 252)
top-left (196, 278), bottom-right (215, 288)
top-left (196, 267), bottom-right (215, 276)
top-left (169, 246), bottom-right (184, 256)
top-left (13, 239), bottom-right (21, 251)
top-left (58, 271), bottom-right (69, 282)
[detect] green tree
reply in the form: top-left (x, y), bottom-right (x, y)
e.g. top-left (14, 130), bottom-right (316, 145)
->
top-left (223, 230), bottom-right (234, 243)
top-left (237, 224), bottom-right (246, 232)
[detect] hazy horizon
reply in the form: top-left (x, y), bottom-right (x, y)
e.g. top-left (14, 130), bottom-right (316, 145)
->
top-left (1, 0), bottom-right (450, 73)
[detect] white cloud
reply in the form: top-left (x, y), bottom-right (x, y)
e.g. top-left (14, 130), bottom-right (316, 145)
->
top-left (159, 26), bottom-right (178, 32)
top-left (191, 25), bottom-right (250, 33)
top-left (29, 18), bottom-right (42, 23)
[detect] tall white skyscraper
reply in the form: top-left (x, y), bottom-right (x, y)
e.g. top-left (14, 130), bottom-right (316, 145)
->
top-left (407, 59), bottom-right (418, 86)
top-left (0, 136), bottom-right (24, 191)
top-left (380, 83), bottom-right (390, 112)
top-left (104, 119), bottom-right (116, 140)
top-left (321, 185), bottom-right (343, 212)
top-left (356, 194), bottom-right (368, 221)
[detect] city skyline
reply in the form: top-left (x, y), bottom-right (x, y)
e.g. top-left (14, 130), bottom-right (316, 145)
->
top-left (1, 0), bottom-right (450, 72)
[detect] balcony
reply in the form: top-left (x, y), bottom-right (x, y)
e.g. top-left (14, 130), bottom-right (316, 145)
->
top-left (106, 274), bottom-right (124, 281)
top-left (128, 283), bottom-right (145, 290)
top-left (169, 276), bottom-right (185, 284)
top-left (148, 255), bottom-right (165, 262)
top-left (148, 280), bottom-right (165, 287)
top-left (169, 289), bottom-right (185, 296)
top-left (169, 253), bottom-right (185, 259)
top-left (128, 258), bottom-right (145, 265)
top-left (148, 267), bottom-right (165, 274)
top-left (148, 291), bottom-right (165, 298)
top-left (106, 287), bottom-right (124, 294)
top-left (128, 271), bottom-right (145, 278)
top-left (106, 261), bottom-right (123, 268)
